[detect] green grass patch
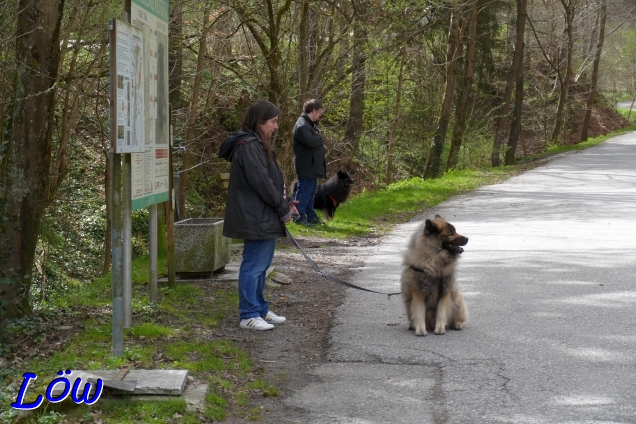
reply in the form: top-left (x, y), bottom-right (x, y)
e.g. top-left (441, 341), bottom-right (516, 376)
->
top-left (81, 397), bottom-right (190, 423)
top-left (616, 108), bottom-right (636, 125)
top-left (246, 378), bottom-right (280, 397)
top-left (128, 323), bottom-right (174, 339)
top-left (163, 340), bottom-right (252, 373)
top-left (288, 167), bottom-right (514, 238)
top-left (204, 390), bottom-right (228, 421)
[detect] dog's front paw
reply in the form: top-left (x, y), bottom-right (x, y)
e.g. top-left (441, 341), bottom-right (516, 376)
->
top-left (415, 325), bottom-right (427, 336)
top-left (434, 326), bottom-right (446, 335)
top-left (451, 322), bottom-right (463, 330)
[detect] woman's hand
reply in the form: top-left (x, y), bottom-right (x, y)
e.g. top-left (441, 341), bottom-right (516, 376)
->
top-left (285, 200), bottom-right (300, 224)
top-left (289, 200), bottom-right (299, 215)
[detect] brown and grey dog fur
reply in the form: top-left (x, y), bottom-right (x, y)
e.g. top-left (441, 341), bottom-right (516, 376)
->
top-left (401, 215), bottom-right (469, 336)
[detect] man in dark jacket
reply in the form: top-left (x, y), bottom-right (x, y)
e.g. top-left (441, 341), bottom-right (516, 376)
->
top-left (292, 99), bottom-right (326, 225)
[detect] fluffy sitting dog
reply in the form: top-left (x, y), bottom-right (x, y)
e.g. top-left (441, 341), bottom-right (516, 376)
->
top-left (401, 215), bottom-right (468, 336)
top-left (313, 170), bottom-right (354, 220)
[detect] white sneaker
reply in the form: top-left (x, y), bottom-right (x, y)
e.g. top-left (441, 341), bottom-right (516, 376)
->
top-left (264, 311), bottom-right (286, 324)
top-left (239, 317), bottom-right (274, 331)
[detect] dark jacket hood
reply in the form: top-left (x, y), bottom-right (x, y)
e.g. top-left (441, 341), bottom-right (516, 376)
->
top-left (218, 130), bottom-right (258, 161)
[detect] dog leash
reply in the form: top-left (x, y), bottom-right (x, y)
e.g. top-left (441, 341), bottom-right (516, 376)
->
top-left (285, 228), bottom-right (402, 299)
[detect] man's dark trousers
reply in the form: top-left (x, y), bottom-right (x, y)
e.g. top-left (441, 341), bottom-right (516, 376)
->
top-left (295, 179), bottom-right (318, 221)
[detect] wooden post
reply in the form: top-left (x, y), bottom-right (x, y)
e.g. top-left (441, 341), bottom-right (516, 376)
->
top-left (149, 204), bottom-right (158, 302)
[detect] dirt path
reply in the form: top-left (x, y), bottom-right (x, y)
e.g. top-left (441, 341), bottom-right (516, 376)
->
top-left (217, 232), bottom-right (382, 423)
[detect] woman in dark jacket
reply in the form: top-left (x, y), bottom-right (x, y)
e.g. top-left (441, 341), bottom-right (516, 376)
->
top-left (219, 100), bottom-right (298, 331)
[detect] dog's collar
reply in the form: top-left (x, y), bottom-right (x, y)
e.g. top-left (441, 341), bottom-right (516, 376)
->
top-left (328, 195), bottom-right (339, 206)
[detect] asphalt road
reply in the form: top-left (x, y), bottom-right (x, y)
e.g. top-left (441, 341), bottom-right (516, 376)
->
top-left (283, 131), bottom-right (636, 423)
top-left (616, 98), bottom-right (636, 110)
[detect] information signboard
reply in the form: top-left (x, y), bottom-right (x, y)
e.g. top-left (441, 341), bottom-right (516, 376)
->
top-left (130, 0), bottom-right (170, 210)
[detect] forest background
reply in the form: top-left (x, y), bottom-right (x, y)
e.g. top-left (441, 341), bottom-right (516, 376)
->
top-left (1, 0), bottom-right (636, 324)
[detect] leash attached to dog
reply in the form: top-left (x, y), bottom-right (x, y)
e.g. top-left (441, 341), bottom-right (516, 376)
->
top-left (285, 228), bottom-right (402, 299)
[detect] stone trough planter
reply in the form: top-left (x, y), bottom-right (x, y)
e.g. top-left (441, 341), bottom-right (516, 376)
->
top-left (174, 218), bottom-right (230, 276)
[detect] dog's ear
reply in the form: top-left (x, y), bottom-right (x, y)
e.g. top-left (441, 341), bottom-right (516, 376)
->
top-left (425, 219), bottom-right (439, 235)
top-left (434, 214), bottom-right (442, 219)
top-left (337, 170), bottom-right (347, 179)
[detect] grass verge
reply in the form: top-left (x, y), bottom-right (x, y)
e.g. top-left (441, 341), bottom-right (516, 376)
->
top-left (616, 107), bottom-right (636, 125)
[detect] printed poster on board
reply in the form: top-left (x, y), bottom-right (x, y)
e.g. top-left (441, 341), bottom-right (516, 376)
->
top-left (114, 20), bottom-right (145, 154)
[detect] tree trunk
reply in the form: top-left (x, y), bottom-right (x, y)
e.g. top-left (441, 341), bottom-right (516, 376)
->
top-left (94, 77), bottom-right (111, 276)
top-left (424, 5), bottom-right (464, 179)
top-left (447, 0), bottom-right (478, 171)
top-left (551, 0), bottom-right (578, 144)
top-left (238, 0), bottom-right (294, 183)
top-left (297, 0), bottom-right (321, 102)
top-left (344, 0), bottom-right (368, 152)
top-left (505, 0), bottom-right (528, 165)
top-left (492, 0), bottom-right (527, 166)
top-left (179, 7), bottom-right (212, 220)
top-left (269, 22), bottom-right (293, 185)
top-left (169, 1), bottom-right (184, 111)
top-left (298, 0), bottom-right (310, 104)
top-left (0, 0), bottom-right (65, 321)
top-left (581, 0), bottom-right (606, 142)
top-left (386, 43), bottom-right (406, 185)
top-left (103, 152), bottom-right (112, 275)
top-left (506, 63), bottom-right (525, 165)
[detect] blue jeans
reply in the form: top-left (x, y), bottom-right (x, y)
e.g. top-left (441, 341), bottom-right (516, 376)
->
top-left (294, 179), bottom-right (318, 220)
top-left (238, 238), bottom-right (276, 320)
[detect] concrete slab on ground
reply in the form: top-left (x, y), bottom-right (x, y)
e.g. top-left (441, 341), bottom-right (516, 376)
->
top-left (51, 369), bottom-right (188, 396)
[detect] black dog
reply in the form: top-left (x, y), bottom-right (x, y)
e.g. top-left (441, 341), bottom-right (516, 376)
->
top-left (313, 170), bottom-right (354, 220)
